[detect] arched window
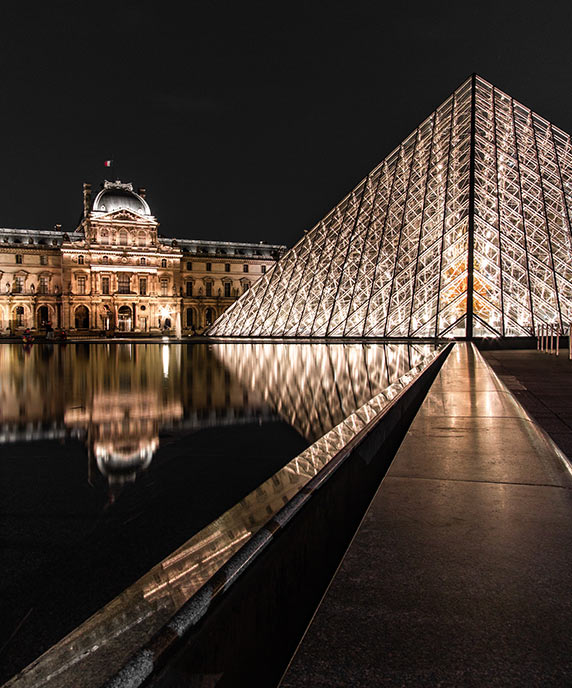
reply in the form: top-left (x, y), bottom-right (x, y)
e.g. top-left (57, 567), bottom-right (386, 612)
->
top-left (74, 305), bottom-right (90, 329)
top-left (140, 257), bottom-right (146, 265)
top-left (37, 306), bottom-right (50, 328)
top-left (102, 255), bottom-right (109, 264)
top-left (205, 307), bottom-right (215, 326)
top-left (186, 307), bottom-right (197, 327)
top-left (78, 255), bottom-right (84, 264)
top-left (119, 230), bottom-right (128, 246)
top-left (161, 258), bottom-right (167, 268)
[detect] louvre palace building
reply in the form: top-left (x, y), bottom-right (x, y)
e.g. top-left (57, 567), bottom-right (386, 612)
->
top-left (0, 180), bottom-right (286, 335)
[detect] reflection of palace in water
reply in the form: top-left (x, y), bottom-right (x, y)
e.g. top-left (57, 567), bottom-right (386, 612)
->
top-left (0, 344), bottom-right (270, 490)
top-left (13, 341), bottom-right (440, 687)
top-left (0, 342), bottom-right (433, 490)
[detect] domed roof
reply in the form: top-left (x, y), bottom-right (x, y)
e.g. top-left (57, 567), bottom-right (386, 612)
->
top-left (92, 180), bottom-right (151, 216)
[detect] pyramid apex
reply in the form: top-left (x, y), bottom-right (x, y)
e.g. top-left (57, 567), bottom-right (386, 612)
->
top-left (210, 77), bottom-right (572, 339)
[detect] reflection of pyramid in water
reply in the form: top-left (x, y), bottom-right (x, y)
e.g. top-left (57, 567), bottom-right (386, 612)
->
top-left (210, 75), bottom-right (572, 338)
top-left (212, 343), bottom-right (434, 442)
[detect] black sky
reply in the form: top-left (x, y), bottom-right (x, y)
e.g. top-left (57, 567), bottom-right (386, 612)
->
top-left (1, 0), bottom-right (571, 247)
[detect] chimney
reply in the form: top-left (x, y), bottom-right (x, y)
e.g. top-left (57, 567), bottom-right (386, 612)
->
top-left (138, 187), bottom-right (146, 199)
top-left (83, 183), bottom-right (92, 216)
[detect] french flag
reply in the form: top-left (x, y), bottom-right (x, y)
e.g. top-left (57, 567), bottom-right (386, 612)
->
top-left (104, 160), bottom-right (113, 168)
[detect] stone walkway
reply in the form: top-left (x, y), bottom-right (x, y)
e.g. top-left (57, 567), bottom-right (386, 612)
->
top-left (281, 343), bottom-right (572, 687)
top-left (483, 347), bottom-right (572, 461)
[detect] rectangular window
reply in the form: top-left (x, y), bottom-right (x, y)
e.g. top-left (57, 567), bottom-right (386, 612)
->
top-left (77, 276), bottom-right (86, 294)
top-left (13, 277), bottom-right (24, 293)
top-left (242, 282), bottom-right (249, 293)
top-left (261, 265), bottom-right (266, 274)
top-left (187, 261), bottom-right (193, 270)
top-left (139, 278), bottom-right (147, 295)
top-left (224, 282), bottom-right (231, 297)
top-left (186, 281), bottom-right (193, 296)
top-left (39, 276), bottom-right (48, 294)
top-left (102, 277), bottom-right (110, 295)
top-left (225, 263), bottom-right (230, 272)
top-left (206, 262), bottom-right (212, 272)
top-left (40, 255), bottom-right (48, 265)
top-left (118, 274), bottom-right (130, 294)
top-left (243, 264), bottom-right (249, 273)
top-left (206, 282), bottom-right (212, 297)
top-left (15, 254), bottom-right (22, 264)
top-left (160, 278), bottom-right (168, 296)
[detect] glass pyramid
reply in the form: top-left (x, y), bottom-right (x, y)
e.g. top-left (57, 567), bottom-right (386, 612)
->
top-left (209, 75), bottom-right (572, 338)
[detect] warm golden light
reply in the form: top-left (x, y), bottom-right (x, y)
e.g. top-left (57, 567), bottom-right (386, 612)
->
top-left (209, 75), bottom-right (572, 339)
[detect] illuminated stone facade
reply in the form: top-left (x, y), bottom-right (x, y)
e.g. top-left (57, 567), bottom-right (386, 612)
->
top-left (0, 180), bottom-right (285, 334)
top-left (211, 74), bottom-right (572, 339)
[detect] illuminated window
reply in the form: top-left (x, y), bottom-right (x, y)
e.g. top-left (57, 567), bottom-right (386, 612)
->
top-left (102, 277), bottom-right (110, 295)
top-left (138, 232), bottom-right (146, 246)
top-left (15, 254), bottom-right (22, 264)
top-left (160, 278), bottom-right (168, 296)
top-left (77, 276), bottom-right (86, 294)
top-left (118, 274), bottom-right (130, 294)
top-left (119, 230), bottom-right (128, 246)
top-left (186, 308), bottom-right (196, 327)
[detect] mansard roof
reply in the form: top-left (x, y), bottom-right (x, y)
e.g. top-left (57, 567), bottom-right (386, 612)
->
top-left (175, 238), bottom-right (286, 259)
top-left (0, 227), bottom-right (80, 246)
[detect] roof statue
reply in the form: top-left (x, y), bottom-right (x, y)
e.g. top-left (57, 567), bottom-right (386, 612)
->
top-left (208, 74), bottom-right (572, 338)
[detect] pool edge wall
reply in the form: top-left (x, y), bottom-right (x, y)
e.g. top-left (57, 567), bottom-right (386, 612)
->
top-left (132, 343), bottom-right (452, 688)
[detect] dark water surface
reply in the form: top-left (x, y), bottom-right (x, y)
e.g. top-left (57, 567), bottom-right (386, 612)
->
top-left (0, 341), bottom-right (433, 681)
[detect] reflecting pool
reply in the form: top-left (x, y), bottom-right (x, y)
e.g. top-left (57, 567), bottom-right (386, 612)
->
top-left (0, 341), bottom-right (435, 683)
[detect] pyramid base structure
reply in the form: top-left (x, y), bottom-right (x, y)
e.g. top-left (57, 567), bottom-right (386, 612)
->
top-left (209, 75), bottom-right (572, 340)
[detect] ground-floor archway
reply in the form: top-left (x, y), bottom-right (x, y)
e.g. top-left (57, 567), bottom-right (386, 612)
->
top-left (117, 305), bottom-right (132, 331)
top-left (12, 306), bottom-right (26, 328)
top-left (75, 305), bottom-right (90, 329)
top-left (37, 305), bottom-right (50, 329)
top-left (205, 307), bottom-right (215, 327)
top-left (186, 307), bottom-right (197, 328)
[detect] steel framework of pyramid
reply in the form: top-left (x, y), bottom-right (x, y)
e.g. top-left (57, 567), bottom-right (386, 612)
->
top-left (209, 75), bottom-right (572, 338)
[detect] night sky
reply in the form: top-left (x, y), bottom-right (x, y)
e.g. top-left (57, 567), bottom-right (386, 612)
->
top-left (1, 1), bottom-right (571, 247)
